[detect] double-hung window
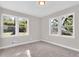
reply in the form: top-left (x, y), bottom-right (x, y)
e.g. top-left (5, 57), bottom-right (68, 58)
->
top-left (18, 17), bottom-right (29, 36)
top-left (1, 14), bottom-right (29, 38)
top-left (49, 13), bottom-right (75, 37)
top-left (1, 14), bottom-right (16, 37)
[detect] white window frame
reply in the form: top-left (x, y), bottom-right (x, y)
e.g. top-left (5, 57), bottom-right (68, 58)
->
top-left (1, 14), bottom-right (29, 38)
top-left (17, 17), bottom-right (29, 36)
top-left (49, 17), bottom-right (60, 36)
top-left (49, 13), bottom-right (75, 38)
top-left (1, 14), bottom-right (16, 38)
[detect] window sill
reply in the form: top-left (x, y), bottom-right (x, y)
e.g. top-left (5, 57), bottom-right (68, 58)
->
top-left (1, 33), bottom-right (29, 39)
top-left (49, 34), bottom-right (75, 38)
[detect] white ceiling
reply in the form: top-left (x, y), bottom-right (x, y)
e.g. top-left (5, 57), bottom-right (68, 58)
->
top-left (0, 1), bottom-right (79, 17)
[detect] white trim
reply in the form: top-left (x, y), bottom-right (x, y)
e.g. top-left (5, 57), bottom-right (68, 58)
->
top-left (60, 13), bottom-right (75, 38)
top-left (18, 17), bottom-right (29, 36)
top-left (0, 40), bottom-right (39, 49)
top-left (1, 13), bottom-right (29, 38)
top-left (42, 40), bottom-right (79, 52)
top-left (1, 14), bottom-right (17, 38)
top-left (49, 17), bottom-right (59, 36)
top-left (1, 40), bottom-right (79, 52)
top-left (49, 13), bottom-right (75, 38)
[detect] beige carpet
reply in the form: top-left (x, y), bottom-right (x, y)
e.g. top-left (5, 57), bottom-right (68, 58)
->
top-left (0, 41), bottom-right (79, 57)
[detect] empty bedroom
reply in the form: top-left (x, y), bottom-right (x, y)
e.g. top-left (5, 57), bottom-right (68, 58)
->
top-left (0, 0), bottom-right (79, 57)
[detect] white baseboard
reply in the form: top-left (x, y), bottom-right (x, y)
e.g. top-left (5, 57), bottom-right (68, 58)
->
top-left (42, 40), bottom-right (79, 52)
top-left (1, 39), bottom-right (79, 53)
top-left (0, 40), bottom-right (39, 49)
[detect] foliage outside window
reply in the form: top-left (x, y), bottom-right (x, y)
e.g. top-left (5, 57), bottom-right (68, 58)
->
top-left (50, 18), bottom-right (58, 34)
top-left (1, 14), bottom-right (29, 38)
top-left (18, 18), bottom-right (28, 35)
top-left (2, 15), bottom-right (15, 37)
top-left (49, 13), bottom-right (74, 37)
top-left (61, 14), bottom-right (73, 36)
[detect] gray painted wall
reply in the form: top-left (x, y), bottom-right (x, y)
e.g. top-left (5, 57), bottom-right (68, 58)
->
top-left (0, 4), bottom-right (79, 51)
top-left (41, 5), bottom-right (79, 50)
top-left (0, 7), bottom-right (41, 47)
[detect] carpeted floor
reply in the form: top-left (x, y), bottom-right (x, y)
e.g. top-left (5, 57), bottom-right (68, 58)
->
top-left (0, 41), bottom-right (79, 57)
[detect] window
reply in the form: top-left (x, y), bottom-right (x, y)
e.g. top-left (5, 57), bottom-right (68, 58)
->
top-left (1, 14), bottom-right (29, 38)
top-left (18, 17), bottom-right (29, 35)
top-left (61, 14), bottom-right (73, 36)
top-left (49, 13), bottom-right (74, 37)
top-left (49, 17), bottom-right (59, 35)
top-left (2, 14), bottom-right (16, 37)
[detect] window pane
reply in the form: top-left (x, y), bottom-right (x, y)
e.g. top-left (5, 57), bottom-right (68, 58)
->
top-left (50, 18), bottom-right (58, 34)
top-left (61, 14), bottom-right (73, 36)
top-left (3, 15), bottom-right (15, 37)
top-left (19, 18), bottom-right (27, 35)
